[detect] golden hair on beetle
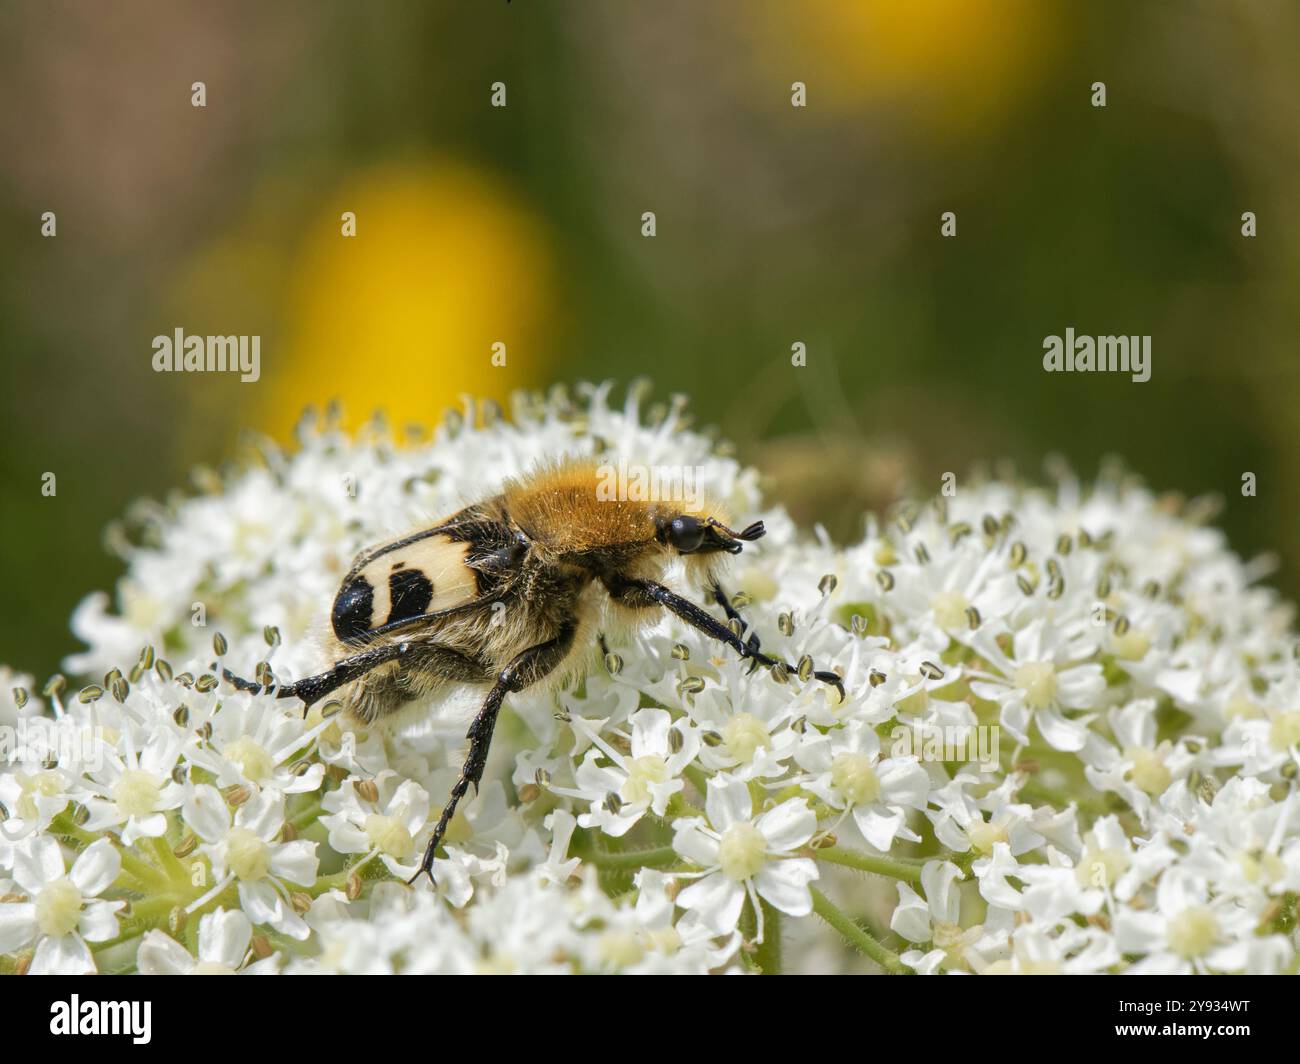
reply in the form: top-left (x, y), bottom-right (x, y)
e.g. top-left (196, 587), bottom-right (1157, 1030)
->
top-left (502, 457), bottom-right (732, 585)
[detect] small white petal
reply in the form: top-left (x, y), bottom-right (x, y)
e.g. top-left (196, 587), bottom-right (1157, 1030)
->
top-left (755, 859), bottom-right (818, 917)
top-left (31, 932), bottom-right (96, 975)
top-left (77, 899), bottom-right (122, 942)
top-left (677, 872), bottom-right (746, 935)
top-left (182, 784), bottom-right (230, 842)
top-left (890, 882), bottom-right (932, 943)
top-left (13, 835), bottom-right (65, 893)
top-left (630, 707), bottom-right (672, 757)
top-left (706, 775), bottom-right (753, 832)
top-left (137, 930), bottom-right (195, 975)
top-left (878, 759), bottom-right (931, 808)
top-left (235, 790), bottom-right (284, 839)
top-left (853, 804), bottom-right (906, 852)
top-left (920, 861), bottom-right (964, 926)
top-left (237, 880), bottom-right (283, 926)
top-left (198, 908), bottom-right (252, 968)
top-left (756, 799), bottom-right (816, 852)
top-left (69, 838), bottom-right (122, 897)
top-left (1036, 705), bottom-right (1091, 752)
top-left (0, 902), bottom-right (38, 953)
top-left (672, 819), bottom-right (720, 867)
top-left (268, 840), bottom-right (319, 886)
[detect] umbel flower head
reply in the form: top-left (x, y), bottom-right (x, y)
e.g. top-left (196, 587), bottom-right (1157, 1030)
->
top-left (3, 382), bottom-right (1300, 974)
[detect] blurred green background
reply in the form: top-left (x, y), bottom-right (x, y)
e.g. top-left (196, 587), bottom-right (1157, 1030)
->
top-left (3, 1), bottom-right (1299, 682)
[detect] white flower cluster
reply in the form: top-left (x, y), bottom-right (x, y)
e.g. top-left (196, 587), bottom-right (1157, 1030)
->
top-left (3, 383), bottom-right (1299, 974)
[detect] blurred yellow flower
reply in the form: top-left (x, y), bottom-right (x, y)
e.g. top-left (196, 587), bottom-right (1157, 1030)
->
top-left (757, 0), bottom-right (1059, 128)
top-left (262, 159), bottom-right (555, 435)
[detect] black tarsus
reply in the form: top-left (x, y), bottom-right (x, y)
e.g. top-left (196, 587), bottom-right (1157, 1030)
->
top-left (221, 641), bottom-right (413, 714)
top-left (711, 581), bottom-right (763, 661)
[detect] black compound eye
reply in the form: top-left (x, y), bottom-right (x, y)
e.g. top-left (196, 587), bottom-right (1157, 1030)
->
top-left (667, 516), bottom-right (706, 553)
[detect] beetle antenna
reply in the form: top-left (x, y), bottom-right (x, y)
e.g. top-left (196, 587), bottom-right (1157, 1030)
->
top-left (706, 518), bottom-right (766, 542)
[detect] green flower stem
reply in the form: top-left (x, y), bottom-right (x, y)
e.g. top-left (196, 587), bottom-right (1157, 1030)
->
top-left (814, 845), bottom-right (923, 884)
top-left (582, 844), bottom-right (679, 870)
top-left (810, 886), bottom-right (910, 974)
top-left (90, 928), bottom-right (146, 954)
top-left (91, 893), bottom-right (189, 954)
top-left (311, 872), bottom-right (356, 895)
top-left (1018, 779), bottom-right (1109, 815)
top-left (186, 880), bottom-right (240, 920)
top-left (664, 794), bottom-right (706, 821)
top-left (124, 893), bottom-right (184, 925)
top-left (290, 800), bottom-right (324, 829)
top-left (752, 899), bottom-right (782, 975)
top-left (117, 847), bottom-right (171, 892)
top-left (145, 835), bottom-right (191, 888)
top-left (683, 763), bottom-right (714, 799)
top-left (1020, 743), bottom-right (1093, 772)
top-left (738, 894), bottom-right (759, 972)
top-left (49, 813), bottom-right (96, 845)
top-left (310, 854), bottom-right (382, 896)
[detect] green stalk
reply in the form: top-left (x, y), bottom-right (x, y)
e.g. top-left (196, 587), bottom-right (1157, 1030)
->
top-left (582, 845), bottom-right (679, 870)
top-left (117, 847), bottom-right (170, 891)
top-left (683, 763), bottom-right (711, 800)
top-left (289, 799), bottom-right (324, 829)
top-left (752, 899), bottom-right (782, 975)
top-left (145, 834), bottom-right (191, 888)
top-left (1018, 779), bottom-right (1109, 814)
top-left (810, 886), bottom-right (911, 974)
top-left (814, 845), bottom-right (923, 884)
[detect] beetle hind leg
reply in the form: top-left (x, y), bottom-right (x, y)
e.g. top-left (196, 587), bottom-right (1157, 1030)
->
top-left (221, 640), bottom-right (414, 712)
top-left (221, 667), bottom-right (302, 699)
top-left (410, 620), bottom-right (578, 887)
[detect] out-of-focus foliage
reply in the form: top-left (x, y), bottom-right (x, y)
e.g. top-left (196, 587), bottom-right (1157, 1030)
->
top-left (2, 1), bottom-right (1298, 679)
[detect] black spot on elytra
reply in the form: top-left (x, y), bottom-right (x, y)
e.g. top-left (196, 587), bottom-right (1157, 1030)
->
top-left (332, 576), bottom-right (374, 642)
top-left (387, 568), bottom-right (434, 625)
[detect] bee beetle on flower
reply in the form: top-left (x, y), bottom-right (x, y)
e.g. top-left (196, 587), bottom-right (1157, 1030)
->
top-left (224, 457), bottom-right (845, 883)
